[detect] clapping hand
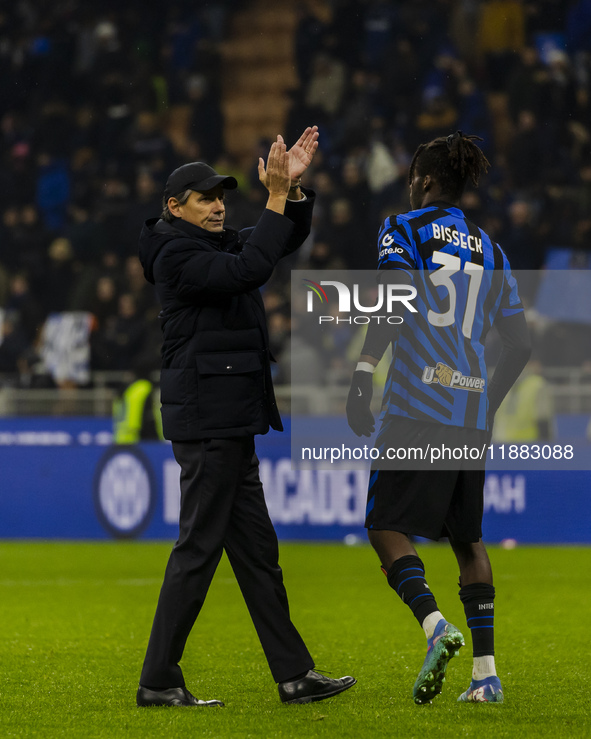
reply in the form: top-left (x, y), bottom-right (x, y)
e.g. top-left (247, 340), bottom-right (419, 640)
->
top-left (258, 137), bottom-right (290, 196)
top-left (280, 125), bottom-right (319, 184)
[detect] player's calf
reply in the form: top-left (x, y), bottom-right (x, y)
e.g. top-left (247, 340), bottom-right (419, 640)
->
top-left (458, 582), bottom-right (502, 701)
top-left (385, 556), bottom-right (465, 703)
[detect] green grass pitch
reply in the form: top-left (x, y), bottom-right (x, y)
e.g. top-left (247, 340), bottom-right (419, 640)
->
top-left (0, 541), bottom-right (589, 738)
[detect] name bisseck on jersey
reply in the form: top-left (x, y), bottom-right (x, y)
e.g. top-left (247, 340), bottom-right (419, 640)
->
top-left (432, 223), bottom-right (482, 253)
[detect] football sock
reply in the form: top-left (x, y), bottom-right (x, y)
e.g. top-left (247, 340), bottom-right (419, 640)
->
top-left (385, 555), bottom-right (439, 627)
top-left (421, 610), bottom-right (444, 640)
top-left (459, 582), bottom-right (496, 664)
top-left (473, 655), bottom-right (496, 680)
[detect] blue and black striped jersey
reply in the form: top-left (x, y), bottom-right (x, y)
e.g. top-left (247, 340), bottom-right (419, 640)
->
top-left (377, 200), bottom-right (523, 430)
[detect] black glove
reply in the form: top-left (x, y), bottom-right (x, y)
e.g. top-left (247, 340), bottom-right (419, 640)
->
top-left (346, 370), bottom-right (375, 437)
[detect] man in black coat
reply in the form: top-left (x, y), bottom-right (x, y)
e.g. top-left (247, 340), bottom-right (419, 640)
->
top-left (136, 129), bottom-right (356, 707)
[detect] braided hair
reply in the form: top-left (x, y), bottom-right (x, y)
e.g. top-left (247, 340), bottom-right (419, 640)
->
top-left (408, 131), bottom-right (490, 201)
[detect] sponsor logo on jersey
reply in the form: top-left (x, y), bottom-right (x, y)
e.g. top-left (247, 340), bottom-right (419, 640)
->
top-left (379, 246), bottom-right (405, 257)
top-left (422, 362), bottom-right (485, 392)
top-left (379, 232), bottom-right (406, 257)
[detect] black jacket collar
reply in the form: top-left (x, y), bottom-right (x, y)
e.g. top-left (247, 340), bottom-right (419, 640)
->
top-left (155, 217), bottom-right (240, 251)
top-left (165, 217), bottom-right (224, 245)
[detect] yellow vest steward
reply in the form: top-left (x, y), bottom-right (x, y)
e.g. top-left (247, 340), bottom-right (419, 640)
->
top-left (114, 380), bottom-right (163, 443)
top-left (493, 374), bottom-right (547, 442)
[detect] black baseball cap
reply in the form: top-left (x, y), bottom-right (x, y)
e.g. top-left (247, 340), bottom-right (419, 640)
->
top-left (164, 162), bottom-right (238, 199)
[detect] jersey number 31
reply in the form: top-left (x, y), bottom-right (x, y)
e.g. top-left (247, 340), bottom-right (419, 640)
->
top-left (427, 252), bottom-right (484, 340)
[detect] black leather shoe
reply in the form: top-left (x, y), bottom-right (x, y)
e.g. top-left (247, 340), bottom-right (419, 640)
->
top-left (278, 670), bottom-right (357, 704)
top-left (136, 685), bottom-right (224, 707)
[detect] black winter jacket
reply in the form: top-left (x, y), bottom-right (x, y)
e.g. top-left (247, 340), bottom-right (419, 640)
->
top-left (138, 191), bottom-right (314, 440)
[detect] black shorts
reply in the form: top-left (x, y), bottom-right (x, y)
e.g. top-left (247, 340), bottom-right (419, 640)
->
top-left (365, 416), bottom-right (488, 542)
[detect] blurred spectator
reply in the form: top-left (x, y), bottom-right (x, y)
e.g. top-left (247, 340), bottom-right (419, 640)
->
top-left (309, 169), bottom-right (338, 231)
top-left (294, 4), bottom-right (327, 84)
top-left (366, 136), bottom-right (403, 223)
top-left (449, 0), bottom-right (481, 62)
top-left (500, 200), bottom-right (544, 305)
top-left (13, 204), bottom-right (49, 286)
top-left (0, 311), bottom-right (29, 377)
top-left (87, 275), bottom-right (120, 329)
top-left (333, 70), bottom-right (381, 152)
top-left (414, 88), bottom-right (459, 147)
top-left (35, 153), bottom-right (71, 231)
top-left (456, 74), bottom-right (491, 143)
top-left (43, 238), bottom-right (76, 314)
top-left (507, 110), bottom-right (545, 192)
top-left (94, 293), bottom-right (147, 371)
top-left (0, 206), bottom-right (23, 273)
top-left (308, 237), bottom-right (347, 270)
top-left (460, 190), bottom-right (486, 225)
top-left (340, 157), bottom-right (372, 232)
top-left (378, 39), bottom-right (421, 124)
top-left (65, 202), bottom-right (108, 264)
top-left (305, 52), bottom-right (346, 122)
top-left (539, 185), bottom-right (579, 248)
top-left (507, 47), bottom-right (548, 123)
top-left (4, 273), bottom-right (44, 342)
top-left (478, 0), bottom-right (526, 91)
top-left (187, 70), bottom-right (224, 162)
top-left (34, 100), bottom-right (75, 159)
top-left (93, 176), bottom-right (132, 256)
top-left (124, 256), bottom-right (158, 317)
top-left (324, 198), bottom-right (372, 270)
top-left (122, 171), bottom-right (162, 246)
top-left (501, 200), bottom-right (544, 270)
top-left (544, 49), bottom-right (579, 136)
top-left (127, 111), bottom-right (175, 179)
top-left (361, 0), bottom-right (399, 70)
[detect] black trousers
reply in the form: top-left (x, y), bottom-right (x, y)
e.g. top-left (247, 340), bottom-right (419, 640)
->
top-left (140, 436), bottom-right (314, 687)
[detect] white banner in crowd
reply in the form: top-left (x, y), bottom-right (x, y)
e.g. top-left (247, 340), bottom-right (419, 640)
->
top-left (40, 312), bottom-right (93, 385)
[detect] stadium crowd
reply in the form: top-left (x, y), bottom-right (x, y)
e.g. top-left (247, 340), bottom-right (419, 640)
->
top-left (0, 0), bottom-right (590, 390)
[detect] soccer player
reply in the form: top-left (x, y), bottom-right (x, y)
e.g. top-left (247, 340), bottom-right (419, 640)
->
top-left (346, 132), bottom-right (531, 704)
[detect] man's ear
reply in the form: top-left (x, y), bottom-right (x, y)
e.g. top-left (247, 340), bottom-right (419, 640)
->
top-left (167, 197), bottom-right (181, 217)
top-left (423, 175), bottom-right (432, 192)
